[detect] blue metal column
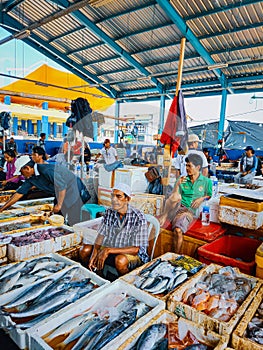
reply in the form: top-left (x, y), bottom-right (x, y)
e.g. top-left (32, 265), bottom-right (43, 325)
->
top-left (218, 89), bottom-right (228, 141)
top-left (12, 117), bottom-right (18, 135)
top-left (53, 123), bottom-right (57, 138)
top-left (4, 96), bottom-right (11, 105)
top-left (37, 120), bottom-right (41, 136)
top-left (62, 123), bottom-right (68, 137)
top-left (159, 94), bottom-right (165, 133)
top-left (27, 120), bottom-right (33, 135)
top-left (42, 102), bottom-right (49, 138)
top-left (21, 120), bottom-right (26, 131)
top-left (93, 122), bottom-right (98, 142)
top-left (48, 123), bottom-right (51, 137)
top-left (114, 101), bottom-right (120, 144)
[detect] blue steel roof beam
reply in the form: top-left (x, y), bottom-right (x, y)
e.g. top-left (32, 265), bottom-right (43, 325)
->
top-left (185, 0), bottom-right (262, 20)
top-left (96, 67), bottom-right (134, 76)
top-left (156, 0), bottom-right (233, 94)
top-left (2, 14), bottom-right (117, 98)
top-left (52, 0), bottom-right (163, 92)
top-left (49, 25), bottom-right (86, 43)
top-left (1, 0), bottom-right (25, 13)
top-left (67, 42), bottom-right (104, 55)
top-left (95, 1), bottom-right (157, 24)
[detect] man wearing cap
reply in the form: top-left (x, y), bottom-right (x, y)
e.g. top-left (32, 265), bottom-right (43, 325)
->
top-left (0, 155), bottom-right (90, 225)
top-left (234, 146), bottom-right (258, 184)
top-left (81, 183), bottom-right (149, 276)
top-left (187, 134), bottom-right (208, 176)
top-left (97, 139), bottom-right (118, 165)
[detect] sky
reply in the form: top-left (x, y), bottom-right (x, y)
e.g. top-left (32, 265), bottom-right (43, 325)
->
top-left (1, 27), bottom-right (263, 130)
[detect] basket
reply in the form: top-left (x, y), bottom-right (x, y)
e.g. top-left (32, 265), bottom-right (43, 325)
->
top-left (48, 215), bottom-right (64, 226)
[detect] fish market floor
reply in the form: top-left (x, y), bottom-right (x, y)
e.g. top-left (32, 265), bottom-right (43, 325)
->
top-left (0, 330), bottom-right (19, 349)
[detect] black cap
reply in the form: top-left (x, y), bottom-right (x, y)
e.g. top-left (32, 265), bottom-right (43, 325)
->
top-left (245, 146), bottom-right (254, 151)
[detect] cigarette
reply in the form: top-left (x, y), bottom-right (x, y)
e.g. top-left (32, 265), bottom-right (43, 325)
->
top-left (93, 268), bottom-right (97, 272)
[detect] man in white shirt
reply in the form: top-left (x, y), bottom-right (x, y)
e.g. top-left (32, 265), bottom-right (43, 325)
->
top-left (99, 139), bottom-right (118, 165)
top-left (175, 134), bottom-right (208, 177)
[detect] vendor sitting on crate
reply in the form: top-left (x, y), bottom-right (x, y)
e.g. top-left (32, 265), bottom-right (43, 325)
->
top-left (234, 145), bottom-right (258, 184)
top-left (80, 183), bottom-right (149, 276)
top-left (158, 153), bottom-right (212, 253)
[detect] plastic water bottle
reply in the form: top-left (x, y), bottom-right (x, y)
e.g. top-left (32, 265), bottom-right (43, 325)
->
top-left (76, 161), bottom-right (81, 177)
top-left (201, 200), bottom-right (210, 226)
top-left (89, 162), bottom-right (94, 178)
top-left (212, 176), bottom-right (219, 198)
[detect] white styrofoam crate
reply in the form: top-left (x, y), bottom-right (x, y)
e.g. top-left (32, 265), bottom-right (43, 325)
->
top-left (7, 225), bottom-right (81, 262)
top-left (219, 205), bottom-right (263, 229)
top-left (98, 166), bottom-right (114, 188)
top-left (73, 217), bottom-right (103, 244)
top-left (28, 280), bottom-right (165, 350)
top-left (114, 166), bottom-right (148, 193)
top-left (0, 256), bottom-right (109, 349)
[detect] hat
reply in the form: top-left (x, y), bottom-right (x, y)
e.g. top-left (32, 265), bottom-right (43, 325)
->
top-left (113, 183), bottom-right (131, 197)
top-left (104, 138), bottom-right (110, 144)
top-left (188, 134), bottom-right (201, 143)
top-left (245, 146), bottom-right (254, 152)
top-left (13, 155), bottom-right (31, 176)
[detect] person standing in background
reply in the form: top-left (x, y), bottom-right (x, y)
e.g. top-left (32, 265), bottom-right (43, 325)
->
top-left (37, 133), bottom-right (46, 151)
top-left (6, 137), bottom-right (17, 154)
top-left (97, 139), bottom-right (118, 165)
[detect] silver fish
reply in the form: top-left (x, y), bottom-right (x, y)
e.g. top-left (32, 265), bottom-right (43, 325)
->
top-left (144, 277), bottom-right (170, 294)
top-left (135, 323), bottom-right (167, 349)
top-left (0, 271), bottom-right (21, 294)
top-left (0, 261), bottom-right (26, 280)
top-left (3, 279), bottom-right (54, 310)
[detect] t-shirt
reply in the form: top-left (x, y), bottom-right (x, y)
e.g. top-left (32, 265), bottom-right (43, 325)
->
top-left (178, 174), bottom-right (212, 214)
top-left (101, 146), bottom-right (117, 165)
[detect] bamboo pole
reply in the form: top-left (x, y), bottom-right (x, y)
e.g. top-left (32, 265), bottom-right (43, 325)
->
top-left (162, 37), bottom-right (186, 187)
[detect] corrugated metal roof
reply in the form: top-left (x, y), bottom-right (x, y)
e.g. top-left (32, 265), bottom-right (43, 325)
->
top-left (0, 0), bottom-right (262, 101)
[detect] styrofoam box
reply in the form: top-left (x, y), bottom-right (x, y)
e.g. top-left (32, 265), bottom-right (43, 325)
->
top-left (114, 166), bottom-right (148, 193)
top-left (28, 280), bottom-right (165, 350)
top-left (0, 254), bottom-right (109, 349)
top-left (99, 166), bottom-right (114, 188)
top-left (0, 244), bottom-right (7, 258)
top-left (16, 197), bottom-right (55, 208)
top-left (7, 225), bottom-right (82, 262)
top-left (219, 205), bottom-right (263, 229)
top-left (73, 217), bottom-right (103, 245)
top-left (207, 197), bottom-right (220, 223)
top-left (167, 263), bottom-right (262, 335)
top-left (121, 252), bottom-right (183, 301)
top-left (118, 310), bottom-right (229, 350)
top-left (252, 176), bottom-right (263, 186)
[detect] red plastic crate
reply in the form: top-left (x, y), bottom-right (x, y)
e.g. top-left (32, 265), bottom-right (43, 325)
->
top-left (197, 235), bottom-right (261, 275)
top-left (185, 219), bottom-right (226, 242)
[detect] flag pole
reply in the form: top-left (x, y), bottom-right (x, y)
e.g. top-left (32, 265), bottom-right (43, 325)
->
top-left (162, 37), bottom-right (186, 187)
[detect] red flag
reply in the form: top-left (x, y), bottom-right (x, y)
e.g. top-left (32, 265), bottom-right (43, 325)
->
top-left (160, 91), bottom-right (188, 157)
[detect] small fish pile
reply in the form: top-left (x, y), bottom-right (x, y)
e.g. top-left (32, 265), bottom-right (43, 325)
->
top-left (0, 256), bottom-right (70, 294)
top-left (1, 266), bottom-right (98, 329)
top-left (169, 255), bottom-right (204, 274)
top-left (11, 228), bottom-right (72, 246)
top-left (245, 300), bottom-right (263, 345)
top-left (43, 293), bottom-right (151, 350)
top-left (0, 212), bottom-right (29, 221)
top-left (133, 258), bottom-right (191, 296)
top-left (0, 222), bottom-right (32, 234)
top-left (132, 322), bottom-right (211, 350)
top-left (182, 266), bottom-right (255, 322)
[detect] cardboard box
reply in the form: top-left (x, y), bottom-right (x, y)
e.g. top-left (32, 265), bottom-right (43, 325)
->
top-left (118, 310), bottom-right (229, 350)
top-left (232, 285), bottom-right (263, 350)
top-left (98, 186), bottom-right (164, 216)
top-left (167, 264), bottom-right (261, 335)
